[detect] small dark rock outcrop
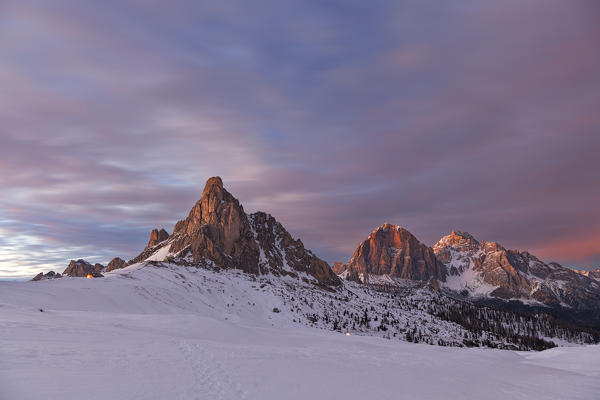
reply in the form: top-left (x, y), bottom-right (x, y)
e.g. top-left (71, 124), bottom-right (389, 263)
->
top-left (106, 257), bottom-right (126, 272)
top-left (31, 271), bottom-right (61, 281)
top-left (147, 228), bottom-right (169, 248)
top-left (62, 259), bottom-right (96, 277)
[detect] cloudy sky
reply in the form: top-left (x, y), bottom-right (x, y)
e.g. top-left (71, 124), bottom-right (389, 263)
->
top-left (1, 0), bottom-right (599, 279)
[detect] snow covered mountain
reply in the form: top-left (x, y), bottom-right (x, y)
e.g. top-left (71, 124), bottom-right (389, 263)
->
top-left (433, 231), bottom-right (600, 309)
top-left (334, 226), bottom-right (600, 323)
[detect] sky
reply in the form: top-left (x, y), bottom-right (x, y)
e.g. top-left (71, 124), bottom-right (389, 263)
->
top-left (1, 0), bottom-right (599, 279)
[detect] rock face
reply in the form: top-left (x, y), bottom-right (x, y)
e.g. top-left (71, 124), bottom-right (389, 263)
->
top-left (169, 177), bottom-right (261, 274)
top-left (248, 212), bottom-right (340, 286)
top-left (63, 259), bottom-right (97, 277)
top-left (433, 231), bottom-right (600, 309)
top-left (131, 177), bottom-right (340, 287)
top-left (332, 262), bottom-right (346, 274)
top-left (147, 229), bottom-right (169, 248)
top-left (106, 257), bottom-right (126, 272)
top-left (31, 271), bottom-right (61, 281)
top-left (338, 223), bottom-right (446, 283)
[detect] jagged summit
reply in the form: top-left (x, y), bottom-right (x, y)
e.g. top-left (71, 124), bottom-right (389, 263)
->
top-left (575, 267), bottom-right (600, 281)
top-left (433, 233), bottom-right (600, 308)
top-left (134, 176), bottom-right (340, 286)
top-left (434, 231), bottom-right (479, 249)
top-left (147, 228), bottom-right (169, 248)
top-left (169, 175), bottom-right (260, 273)
top-left (449, 231), bottom-right (477, 241)
top-left (370, 223), bottom-right (411, 235)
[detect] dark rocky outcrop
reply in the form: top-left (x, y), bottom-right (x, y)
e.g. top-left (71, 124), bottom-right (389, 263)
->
top-left (338, 223), bottom-right (446, 283)
top-left (106, 257), bottom-right (126, 272)
top-left (31, 271), bottom-right (61, 281)
top-left (62, 259), bottom-right (97, 277)
top-left (147, 229), bottom-right (169, 248)
top-left (93, 263), bottom-right (105, 274)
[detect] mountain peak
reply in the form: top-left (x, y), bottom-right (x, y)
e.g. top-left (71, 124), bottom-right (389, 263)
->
top-left (166, 176), bottom-right (340, 286)
top-left (449, 231), bottom-right (477, 241)
top-left (171, 176), bottom-right (256, 270)
top-left (434, 231), bottom-right (479, 251)
top-left (202, 176), bottom-right (224, 197)
top-left (372, 223), bottom-right (413, 237)
top-left (147, 228), bottom-right (169, 248)
top-left (344, 224), bottom-right (446, 282)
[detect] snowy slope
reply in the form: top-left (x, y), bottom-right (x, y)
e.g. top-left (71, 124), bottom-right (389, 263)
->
top-left (1, 262), bottom-right (599, 400)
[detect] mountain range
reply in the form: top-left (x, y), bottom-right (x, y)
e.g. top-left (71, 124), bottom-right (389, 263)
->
top-left (334, 225), bottom-right (600, 311)
top-left (31, 176), bottom-right (600, 338)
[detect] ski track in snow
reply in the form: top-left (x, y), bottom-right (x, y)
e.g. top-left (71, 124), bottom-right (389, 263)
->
top-left (176, 340), bottom-right (247, 400)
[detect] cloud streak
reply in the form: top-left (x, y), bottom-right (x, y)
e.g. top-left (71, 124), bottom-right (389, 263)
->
top-left (1, 0), bottom-right (599, 278)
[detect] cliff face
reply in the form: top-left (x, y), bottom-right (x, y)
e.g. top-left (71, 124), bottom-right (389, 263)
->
top-left (340, 223), bottom-right (446, 283)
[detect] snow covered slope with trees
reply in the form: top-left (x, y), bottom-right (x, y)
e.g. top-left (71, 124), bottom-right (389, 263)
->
top-left (1, 262), bottom-right (599, 400)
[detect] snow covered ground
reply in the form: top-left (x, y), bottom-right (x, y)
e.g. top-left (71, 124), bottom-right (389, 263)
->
top-left (1, 264), bottom-right (599, 400)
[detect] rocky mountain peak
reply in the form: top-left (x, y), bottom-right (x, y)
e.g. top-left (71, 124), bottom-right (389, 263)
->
top-left (434, 231), bottom-right (479, 252)
top-left (341, 223), bottom-right (446, 282)
top-left (575, 267), bottom-right (600, 281)
top-left (371, 223), bottom-right (410, 235)
top-left (433, 233), bottom-right (600, 308)
top-left (172, 176), bottom-right (250, 251)
top-left (165, 177), bottom-right (339, 286)
top-left (62, 259), bottom-right (102, 277)
top-left (367, 223), bottom-right (418, 243)
top-left (106, 257), bottom-right (126, 272)
top-left (31, 270), bottom-right (61, 281)
top-left (147, 228), bottom-right (169, 248)
top-left (170, 176), bottom-right (258, 273)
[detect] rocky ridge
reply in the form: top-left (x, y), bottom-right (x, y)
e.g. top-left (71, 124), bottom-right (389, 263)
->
top-left (31, 271), bottom-right (61, 281)
top-left (334, 228), bottom-right (600, 311)
top-left (433, 231), bottom-right (600, 309)
top-left (575, 267), bottom-right (600, 281)
top-left (34, 177), bottom-right (598, 314)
